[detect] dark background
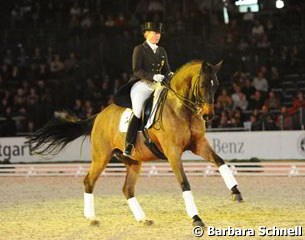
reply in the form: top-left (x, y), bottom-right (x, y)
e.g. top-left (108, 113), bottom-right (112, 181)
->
top-left (0, 0), bottom-right (304, 136)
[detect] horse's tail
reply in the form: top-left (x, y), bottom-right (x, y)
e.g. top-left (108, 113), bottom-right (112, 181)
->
top-left (26, 111), bottom-right (97, 155)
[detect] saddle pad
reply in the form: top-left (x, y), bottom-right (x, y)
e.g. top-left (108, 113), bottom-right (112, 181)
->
top-left (119, 108), bottom-right (133, 132)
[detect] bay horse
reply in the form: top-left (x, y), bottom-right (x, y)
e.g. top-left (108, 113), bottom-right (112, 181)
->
top-left (28, 60), bottom-right (243, 227)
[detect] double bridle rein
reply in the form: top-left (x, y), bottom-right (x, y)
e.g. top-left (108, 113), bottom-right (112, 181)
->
top-left (162, 72), bottom-right (206, 116)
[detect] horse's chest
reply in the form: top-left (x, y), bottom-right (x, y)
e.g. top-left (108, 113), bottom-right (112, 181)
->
top-left (190, 119), bottom-right (206, 139)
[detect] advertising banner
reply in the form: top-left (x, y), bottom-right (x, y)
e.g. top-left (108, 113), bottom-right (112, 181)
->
top-left (1, 131), bottom-right (305, 163)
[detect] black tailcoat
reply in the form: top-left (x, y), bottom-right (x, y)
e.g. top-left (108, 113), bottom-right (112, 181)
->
top-left (113, 41), bottom-right (171, 108)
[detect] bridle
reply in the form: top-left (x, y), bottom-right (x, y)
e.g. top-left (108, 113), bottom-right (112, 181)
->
top-left (162, 71), bottom-right (207, 116)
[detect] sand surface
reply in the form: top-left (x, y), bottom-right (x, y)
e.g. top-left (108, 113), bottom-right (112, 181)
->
top-left (0, 176), bottom-right (305, 240)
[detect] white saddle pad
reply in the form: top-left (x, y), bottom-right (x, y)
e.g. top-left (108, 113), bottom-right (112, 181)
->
top-left (119, 85), bottom-right (165, 132)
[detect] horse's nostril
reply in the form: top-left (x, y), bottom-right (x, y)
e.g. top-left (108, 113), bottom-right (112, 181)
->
top-left (203, 114), bottom-right (208, 121)
top-left (203, 114), bottom-right (214, 121)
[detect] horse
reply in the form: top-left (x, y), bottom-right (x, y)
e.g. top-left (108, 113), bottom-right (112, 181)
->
top-left (27, 60), bottom-right (243, 227)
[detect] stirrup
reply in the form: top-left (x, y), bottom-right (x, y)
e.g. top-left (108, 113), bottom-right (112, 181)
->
top-left (123, 143), bottom-right (134, 158)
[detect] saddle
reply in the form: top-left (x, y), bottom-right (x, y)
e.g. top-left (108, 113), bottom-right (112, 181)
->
top-left (141, 88), bottom-right (167, 160)
top-left (118, 85), bottom-right (167, 159)
top-left (142, 85), bottom-right (166, 130)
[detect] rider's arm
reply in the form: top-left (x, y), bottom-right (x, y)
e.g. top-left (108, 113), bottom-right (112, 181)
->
top-left (132, 46), bottom-right (154, 81)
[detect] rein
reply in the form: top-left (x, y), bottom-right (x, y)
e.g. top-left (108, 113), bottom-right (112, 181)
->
top-left (162, 73), bottom-right (205, 116)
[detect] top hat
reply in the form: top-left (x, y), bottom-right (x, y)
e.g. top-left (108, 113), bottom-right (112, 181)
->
top-left (142, 22), bottom-right (163, 33)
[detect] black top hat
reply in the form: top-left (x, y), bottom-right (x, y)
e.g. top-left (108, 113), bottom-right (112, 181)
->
top-left (142, 22), bottom-right (163, 33)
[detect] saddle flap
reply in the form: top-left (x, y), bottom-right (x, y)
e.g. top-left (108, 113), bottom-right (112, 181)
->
top-left (143, 85), bottom-right (166, 129)
top-left (119, 85), bottom-right (166, 132)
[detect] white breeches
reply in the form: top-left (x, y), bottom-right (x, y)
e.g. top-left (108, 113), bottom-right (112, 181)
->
top-left (130, 80), bottom-right (157, 118)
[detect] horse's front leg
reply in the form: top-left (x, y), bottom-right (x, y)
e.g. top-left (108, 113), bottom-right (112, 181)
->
top-left (192, 138), bottom-right (243, 202)
top-left (165, 146), bottom-right (205, 227)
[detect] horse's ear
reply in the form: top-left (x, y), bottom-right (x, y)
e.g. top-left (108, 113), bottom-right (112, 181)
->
top-left (213, 60), bottom-right (223, 72)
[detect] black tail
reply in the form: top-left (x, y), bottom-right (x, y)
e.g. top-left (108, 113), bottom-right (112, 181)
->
top-left (26, 112), bottom-right (97, 155)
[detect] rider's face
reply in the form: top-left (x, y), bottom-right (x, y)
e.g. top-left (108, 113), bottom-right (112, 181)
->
top-left (145, 31), bottom-right (161, 44)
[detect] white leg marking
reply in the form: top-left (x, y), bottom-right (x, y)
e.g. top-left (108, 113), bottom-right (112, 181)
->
top-left (219, 164), bottom-right (238, 190)
top-left (84, 192), bottom-right (96, 219)
top-left (127, 197), bottom-right (146, 221)
top-left (182, 191), bottom-right (199, 218)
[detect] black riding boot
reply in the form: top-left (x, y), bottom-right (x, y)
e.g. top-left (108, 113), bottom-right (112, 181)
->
top-left (124, 115), bottom-right (141, 157)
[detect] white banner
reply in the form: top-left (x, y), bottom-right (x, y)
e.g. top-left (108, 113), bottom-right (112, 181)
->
top-left (183, 130), bottom-right (305, 160)
top-left (0, 137), bottom-right (91, 163)
top-left (1, 131), bottom-right (305, 163)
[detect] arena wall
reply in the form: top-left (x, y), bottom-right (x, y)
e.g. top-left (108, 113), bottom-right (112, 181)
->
top-left (0, 131), bottom-right (305, 163)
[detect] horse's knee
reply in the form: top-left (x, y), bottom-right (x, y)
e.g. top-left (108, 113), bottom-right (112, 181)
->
top-left (122, 183), bottom-right (135, 199)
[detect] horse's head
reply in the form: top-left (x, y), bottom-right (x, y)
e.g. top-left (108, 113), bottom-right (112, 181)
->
top-left (196, 61), bottom-right (222, 121)
top-left (167, 60), bottom-right (222, 121)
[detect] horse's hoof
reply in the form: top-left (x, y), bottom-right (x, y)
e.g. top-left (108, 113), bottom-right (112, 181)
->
top-left (141, 219), bottom-right (154, 226)
top-left (89, 218), bottom-right (100, 226)
top-left (192, 215), bottom-right (205, 227)
top-left (232, 193), bottom-right (244, 203)
top-left (193, 220), bottom-right (205, 227)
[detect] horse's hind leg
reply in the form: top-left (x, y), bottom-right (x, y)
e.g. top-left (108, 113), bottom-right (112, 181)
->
top-left (192, 139), bottom-right (243, 202)
top-left (83, 144), bottom-right (112, 221)
top-left (122, 161), bottom-right (152, 225)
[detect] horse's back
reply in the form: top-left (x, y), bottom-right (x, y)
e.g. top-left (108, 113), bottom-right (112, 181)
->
top-left (99, 103), bottom-right (125, 118)
top-left (93, 104), bottom-right (125, 133)
top-left (91, 104), bottom-right (159, 161)
top-left (91, 104), bottom-right (126, 150)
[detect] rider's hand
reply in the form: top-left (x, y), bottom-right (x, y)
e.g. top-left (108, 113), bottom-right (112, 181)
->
top-left (153, 74), bottom-right (165, 82)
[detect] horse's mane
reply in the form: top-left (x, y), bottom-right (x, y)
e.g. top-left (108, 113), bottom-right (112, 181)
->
top-left (168, 60), bottom-right (204, 95)
top-left (173, 60), bottom-right (202, 76)
top-left (174, 60), bottom-right (202, 80)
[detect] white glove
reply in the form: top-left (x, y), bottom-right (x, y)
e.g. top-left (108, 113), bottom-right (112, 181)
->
top-left (153, 74), bottom-right (165, 82)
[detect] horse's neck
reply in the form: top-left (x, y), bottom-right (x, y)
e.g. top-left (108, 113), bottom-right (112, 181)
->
top-left (169, 78), bottom-right (192, 101)
top-left (166, 63), bottom-right (201, 112)
top-left (170, 63), bottom-right (200, 96)
top-left (165, 64), bottom-right (199, 119)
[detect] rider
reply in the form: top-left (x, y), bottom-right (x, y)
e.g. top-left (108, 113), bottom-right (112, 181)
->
top-left (114, 22), bottom-right (173, 158)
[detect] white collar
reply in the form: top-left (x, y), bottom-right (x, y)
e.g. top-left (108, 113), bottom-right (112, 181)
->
top-left (146, 40), bottom-right (158, 53)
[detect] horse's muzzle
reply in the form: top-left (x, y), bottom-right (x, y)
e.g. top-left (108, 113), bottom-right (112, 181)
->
top-left (202, 104), bottom-right (214, 121)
